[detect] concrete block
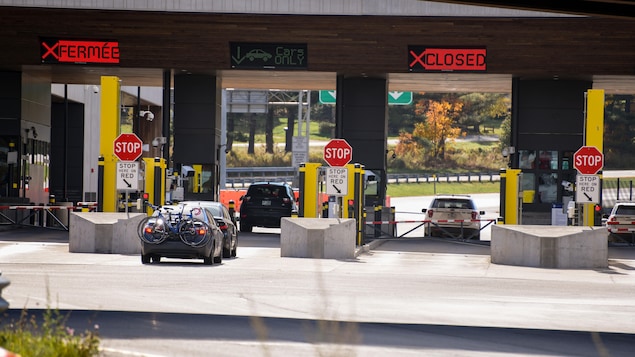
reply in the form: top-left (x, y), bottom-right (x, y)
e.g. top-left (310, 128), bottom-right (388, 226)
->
top-left (69, 212), bottom-right (145, 254)
top-left (491, 225), bottom-right (607, 269)
top-left (281, 218), bottom-right (356, 259)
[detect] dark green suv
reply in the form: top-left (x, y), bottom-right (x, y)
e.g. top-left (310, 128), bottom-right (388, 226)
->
top-left (239, 182), bottom-right (297, 232)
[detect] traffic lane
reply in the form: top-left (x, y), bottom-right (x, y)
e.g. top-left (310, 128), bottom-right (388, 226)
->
top-left (3, 241), bottom-right (635, 335)
top-left (375, 237), bottom-right (490, 255)
top-left (2, 309), bottom-right (633, 357)
top-left (391, 194), bottom-right (499, 240)
top-left (2, 234), bottom-right (635, 355)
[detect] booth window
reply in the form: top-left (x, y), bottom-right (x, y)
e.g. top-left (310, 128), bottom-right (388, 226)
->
top-left (538, 150), bottom-right (558, 170)
top-left (521, 173), bottom-right (536, 203)
top-left (538, 173), bottom-right (558, 203)
top-left (519, 150), bottom-right (536, 169)
top-left (518, 149), bottom-right (574, 205)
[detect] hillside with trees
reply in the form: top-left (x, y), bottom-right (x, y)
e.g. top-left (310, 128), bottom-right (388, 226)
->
top-left (224, 91), bottom-right (635, 172)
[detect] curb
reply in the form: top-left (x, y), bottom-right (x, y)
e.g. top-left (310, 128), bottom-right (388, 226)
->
top-left (355, 238), bottom-right (387, 257)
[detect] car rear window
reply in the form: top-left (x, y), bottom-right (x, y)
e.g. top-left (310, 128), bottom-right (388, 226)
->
top-left (432, 199), bottom-right (474, 209)
top-left (247, 185), bottom-right (289, 199)
top-left (615, 205), bottom-right (635, 215)
top-left (184, 207), bottom-right (207, 221)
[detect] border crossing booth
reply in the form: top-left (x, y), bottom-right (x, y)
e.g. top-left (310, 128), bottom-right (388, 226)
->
top-left (298, 163), bottom-right (365, 245)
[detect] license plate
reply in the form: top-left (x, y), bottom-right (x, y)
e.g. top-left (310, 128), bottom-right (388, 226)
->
top-left (262, 200), bottom-right (271, 206)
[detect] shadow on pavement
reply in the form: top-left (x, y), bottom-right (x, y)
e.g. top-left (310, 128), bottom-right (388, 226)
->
top-left (0, 226), bottom-right (68, 243)
top-left (371, 237), bottom-right (491, 256)
top-left (0, 309), bottom-right (632, 357)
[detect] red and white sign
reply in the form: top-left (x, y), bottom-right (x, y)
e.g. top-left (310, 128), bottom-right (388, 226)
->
top-left (408, 46), bottom-right (487, 72)
top-left (574, 146), bottom-right (603, 175)
top-left (113, 133), bottom-right (143, 161)
top-left (41, 38), bottom-right (120, 64)
top-left (323, 139), bottom-right (353, 167)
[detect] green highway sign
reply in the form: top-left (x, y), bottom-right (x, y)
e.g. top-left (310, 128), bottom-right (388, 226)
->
top-left (388, 91), bottom-right (413, 105)
top-left (319, 90), bottom-right (412, 105)
top-left (319, 90), bottom-right (337, 104)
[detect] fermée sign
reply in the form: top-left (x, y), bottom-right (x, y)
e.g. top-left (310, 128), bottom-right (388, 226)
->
top-left (41, 38), bottom-right (120, 64)
top-left (408, 46), bottom-right (486, 72)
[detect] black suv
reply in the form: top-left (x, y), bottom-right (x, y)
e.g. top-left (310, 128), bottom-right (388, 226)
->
top-left (239, 182), bottom-right (297, 232)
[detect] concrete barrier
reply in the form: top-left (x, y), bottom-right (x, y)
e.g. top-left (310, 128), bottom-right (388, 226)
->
top-left (280, 218), bottom-right (356, 259)
top-left (69, 212), bottom-right (145, 254)
top-left (491, 225), bottom-right (608, 269)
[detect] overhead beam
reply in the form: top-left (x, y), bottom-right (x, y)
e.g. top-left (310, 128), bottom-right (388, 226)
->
top-left (422, 0), bottom-right (635, 19)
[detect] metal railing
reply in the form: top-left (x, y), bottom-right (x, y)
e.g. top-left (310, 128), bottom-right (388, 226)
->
top-left (224, 166), bottom-right (500, 188)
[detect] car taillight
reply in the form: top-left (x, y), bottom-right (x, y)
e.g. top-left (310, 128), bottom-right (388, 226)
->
top-left (471, 211), bottom-right (478, 220)
top-left (283, 197), bottom-right (290, 204)
top-left (428, 209), bottom-right (434, 218)
top-left (197, 227), bottom-right (207, 235)
top-left (243, 196), bottom-right (251, 202)
top-left (218, 224), bottom-right (228, 230)
top-left (144, 227), bottom-right (153, 234)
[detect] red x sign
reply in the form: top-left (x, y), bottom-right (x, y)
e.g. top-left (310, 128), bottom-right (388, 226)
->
top-left (41, 38), bottom-right (120, 64)
top-left (408, 46), bottom-right (487, 72)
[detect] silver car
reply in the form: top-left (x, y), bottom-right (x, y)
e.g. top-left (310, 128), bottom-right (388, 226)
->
top-left (606, 201), bottom-right (635, 243)
top-left (422, 194), bottom-right (484, 240)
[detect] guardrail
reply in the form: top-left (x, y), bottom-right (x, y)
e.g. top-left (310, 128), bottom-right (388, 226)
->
top-left (388, 172), bottom-right (499, 184)
top-left (225, 167), bottom-right (500, 188)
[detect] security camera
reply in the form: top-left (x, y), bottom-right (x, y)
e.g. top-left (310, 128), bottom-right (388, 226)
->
top-left (140, 111), bottom-right (154, 121)
top-left (92, 85), bottom-right (99, 94)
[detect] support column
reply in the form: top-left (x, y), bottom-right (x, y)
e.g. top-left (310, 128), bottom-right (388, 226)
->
top-left (99, 76), bottom-right (120, 212)
top-left (583, 89), bottom-right (605, 226)
top-left (173, 74), bottom-right (221, 201)
top-left (335, 75), bottom-right (388, 206)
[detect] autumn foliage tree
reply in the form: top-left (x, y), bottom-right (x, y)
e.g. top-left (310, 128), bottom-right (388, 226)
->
top-left (412, 99), bottom-right (464, 159)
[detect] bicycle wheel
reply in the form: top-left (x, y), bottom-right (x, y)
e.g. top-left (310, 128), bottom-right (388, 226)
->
top-left (138, 216), bottom-right (168, 244)
top-left (178, 218), bottom-right (211, 247)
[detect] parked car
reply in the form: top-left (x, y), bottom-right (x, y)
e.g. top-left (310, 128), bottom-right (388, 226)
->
top-left (239, 182), bottom-right (297, 232)
top-left (606, 201), bottom-right (635, 243)
top-left (139, 204), bottom-right (224, 265)
top-left (181, 201), bottom-right (238, 258)
top-left (422, 194), bottom-right (484, 239)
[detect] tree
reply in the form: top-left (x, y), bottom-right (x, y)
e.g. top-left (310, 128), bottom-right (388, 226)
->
top-left (413, 99), bottom-right (463, 159)
top-left (265, 108), bottom-right (274, 153)
top-left (604, 94), bottom-right (635, 168)
top-left (247, 113), bottom-right (257, 155)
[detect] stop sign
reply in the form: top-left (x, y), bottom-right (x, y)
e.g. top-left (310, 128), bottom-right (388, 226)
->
top-left (574, 146), bottom-right (603, 175)
top-left (323, 139), bottom-right (353, 167)
top-left (113, 133), bottom-right (143, 161)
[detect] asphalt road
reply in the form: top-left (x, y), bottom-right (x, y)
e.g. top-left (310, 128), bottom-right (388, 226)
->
top-left (1, 197), bottom-right (634, 356)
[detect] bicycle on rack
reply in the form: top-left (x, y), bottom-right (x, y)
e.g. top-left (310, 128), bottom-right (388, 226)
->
top-left (137, 202), bottom-right (212, 248)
